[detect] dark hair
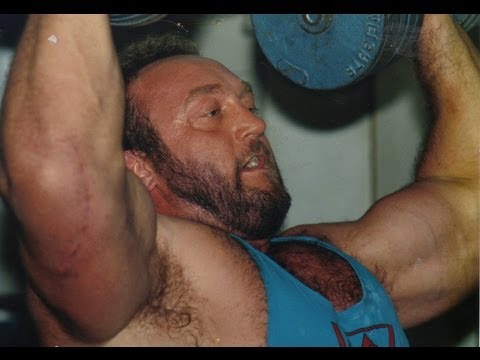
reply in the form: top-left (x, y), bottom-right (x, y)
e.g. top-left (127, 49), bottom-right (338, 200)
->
top-left (120, 33), bottom-right (199, 156)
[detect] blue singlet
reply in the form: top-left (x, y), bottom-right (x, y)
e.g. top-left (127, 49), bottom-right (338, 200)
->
top-left (230, 234), bottom-right (409, 347)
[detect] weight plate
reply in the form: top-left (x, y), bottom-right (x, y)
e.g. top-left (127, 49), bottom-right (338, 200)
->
top-left (252, 14), bottom-right (389, 90)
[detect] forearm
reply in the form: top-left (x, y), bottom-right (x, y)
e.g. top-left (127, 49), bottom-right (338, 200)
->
top-left (415, 15), bottom-right (480, 183)
top-left (1, 15), bottom-right (124, 190)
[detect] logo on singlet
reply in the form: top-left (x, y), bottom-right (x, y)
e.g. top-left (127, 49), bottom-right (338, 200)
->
top-left (332, 322), bottom-right (396, 347)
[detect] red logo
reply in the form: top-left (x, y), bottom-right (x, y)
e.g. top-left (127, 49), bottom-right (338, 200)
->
top-left (332, 322), bottom-right (395, 347)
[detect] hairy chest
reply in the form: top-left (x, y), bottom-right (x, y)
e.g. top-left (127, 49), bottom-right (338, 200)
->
top-left (265, 241), bottom-right (363, 311)
top-left (115, 238), bottom-right (364, 346)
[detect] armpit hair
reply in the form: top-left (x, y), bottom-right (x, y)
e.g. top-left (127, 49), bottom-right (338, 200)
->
top-left (133, 247), bottom-right (203, 345)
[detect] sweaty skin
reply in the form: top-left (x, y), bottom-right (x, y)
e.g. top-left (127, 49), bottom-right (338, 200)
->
top-left (0, 14), bottom-right (478, 346)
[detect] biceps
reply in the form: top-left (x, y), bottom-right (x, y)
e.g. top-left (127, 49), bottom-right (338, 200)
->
top-left (352, 180), bottom-right (478, 327)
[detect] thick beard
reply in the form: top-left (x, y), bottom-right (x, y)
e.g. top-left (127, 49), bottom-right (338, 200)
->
top-left (151, 142), bottom-right (291, 240)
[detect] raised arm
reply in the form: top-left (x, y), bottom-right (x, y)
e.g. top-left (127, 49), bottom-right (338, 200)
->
top-left (0, 15), bottom-right (157, 341)
top-left (283, 15), bottom-right (479, 328)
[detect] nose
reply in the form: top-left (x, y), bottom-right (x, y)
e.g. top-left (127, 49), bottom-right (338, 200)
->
top-left (233, 106), bottom-right (266, 142)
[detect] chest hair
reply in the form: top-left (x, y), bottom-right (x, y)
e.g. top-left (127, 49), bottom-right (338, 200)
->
top-left (267, 241), bottom-right (363, 311)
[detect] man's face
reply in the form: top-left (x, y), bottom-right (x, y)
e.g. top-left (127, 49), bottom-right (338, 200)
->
top-left (129, 55), bottom-right (291, 239)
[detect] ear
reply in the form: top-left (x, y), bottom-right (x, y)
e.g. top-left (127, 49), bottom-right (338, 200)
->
top-left (124, 151), bottom-right (157, 192)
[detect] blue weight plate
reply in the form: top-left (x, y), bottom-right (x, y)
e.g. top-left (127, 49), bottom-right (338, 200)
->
top-left (251, 14), bottom-right (387, 90)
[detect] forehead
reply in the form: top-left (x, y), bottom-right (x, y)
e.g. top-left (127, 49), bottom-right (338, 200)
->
top-left (129, 56), bottom-right (244, 110)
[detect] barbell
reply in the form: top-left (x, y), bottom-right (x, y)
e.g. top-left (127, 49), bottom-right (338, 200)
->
top-left (109, 14), bottom-right (480, 90)
top-left (109, 14), bottom-right (168, 27)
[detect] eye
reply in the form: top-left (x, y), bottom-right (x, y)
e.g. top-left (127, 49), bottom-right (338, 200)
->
top-left (207, 109), bottom-right (221, 118)
top-left (249, 107), bottom-right (260, 115)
